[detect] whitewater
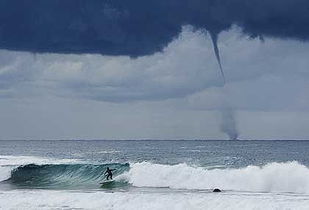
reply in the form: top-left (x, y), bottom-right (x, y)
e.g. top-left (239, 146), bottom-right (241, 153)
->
top-left (1, 140), bottom-right (309, 209)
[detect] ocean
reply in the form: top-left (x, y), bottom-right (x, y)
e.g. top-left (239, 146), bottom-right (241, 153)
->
top-left (1, 140), bottom-right (309, 210)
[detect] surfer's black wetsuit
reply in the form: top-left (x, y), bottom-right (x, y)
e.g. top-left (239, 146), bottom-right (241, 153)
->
top-left (104, 167), bottom-right (115, 180)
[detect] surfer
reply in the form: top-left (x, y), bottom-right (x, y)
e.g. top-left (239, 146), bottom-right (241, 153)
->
top-left (104, 167), bottom-right (116, 180)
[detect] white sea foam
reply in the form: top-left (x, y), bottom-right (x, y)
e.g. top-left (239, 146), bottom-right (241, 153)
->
top-left (2, 155), bottom-right (309, 194)
top-left (1, 158), bottom-right (309, 209)
top-left (0, 166), bottom-right (11, 182)
top-left (0, 190), bottom-right (309, 210)
top-left (118, 161), bottom-right (309, 193)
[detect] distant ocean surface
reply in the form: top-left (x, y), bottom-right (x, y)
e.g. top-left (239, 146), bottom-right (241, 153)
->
top-left (1, 140), bottom-right (309, 210)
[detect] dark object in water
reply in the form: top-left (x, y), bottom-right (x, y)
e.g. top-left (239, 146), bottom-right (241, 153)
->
top-left (213, 188), bottom-right (221, 192)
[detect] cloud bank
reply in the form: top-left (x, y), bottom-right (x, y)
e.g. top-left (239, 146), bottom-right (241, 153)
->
top-left (0, 1), bottom-right (309, 139)
top-left (1, 0), bottom-right (309, 56)
top-left (1, 27), bottom-right (308, 111)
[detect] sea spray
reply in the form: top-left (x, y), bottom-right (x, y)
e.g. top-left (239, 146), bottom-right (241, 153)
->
top-left (3, 160), bottom-right (309, 193)
top-left (207, 85), bottom-right (238, 140)
top-left (123, 161), bottom-right (309, 193)
top-left (220, 108), bottom-right (238, 140)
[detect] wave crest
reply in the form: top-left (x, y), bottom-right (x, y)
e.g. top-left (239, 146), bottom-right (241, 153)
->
top-left (120, 161), bottom-right (309, 193)
top-left (6, 163), bottom-right (129, 188)
top-left (2, 156), bottom-right (309, 193)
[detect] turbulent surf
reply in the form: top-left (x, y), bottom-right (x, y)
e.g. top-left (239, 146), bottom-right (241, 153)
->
top-left (2, 160), bottom-right (309, 194)
top-left (1, 140), bottom-right (309, 209)
top-left (5, 163), bottom-right (129, 189)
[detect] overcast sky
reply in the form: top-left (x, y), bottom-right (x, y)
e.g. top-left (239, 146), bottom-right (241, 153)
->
top-left (0, 1), bottom-right (309, 140)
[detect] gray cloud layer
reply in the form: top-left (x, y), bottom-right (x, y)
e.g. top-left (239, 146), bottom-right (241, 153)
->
top-left (1, 27), bottom-right (308, 110)
top-left (0, 27), bottom-right (308, 140)
top-left (1, 0), bottom-right (309, 56)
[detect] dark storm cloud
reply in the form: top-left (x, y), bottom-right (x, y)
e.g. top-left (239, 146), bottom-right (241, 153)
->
top-left (0, 0), bottom-right (309, 56)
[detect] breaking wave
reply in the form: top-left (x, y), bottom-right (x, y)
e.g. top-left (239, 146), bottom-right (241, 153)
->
top-left (121, 161), bottom-right (309, 193)
top-left (1, 156), bottom-right (309, 193)
top-left (4, 163), bottom-right (129, 189)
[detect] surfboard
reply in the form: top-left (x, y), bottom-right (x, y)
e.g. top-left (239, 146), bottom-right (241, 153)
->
top-left (100, 180), bottom-right (115, 185)
top-left (100, 180), bottom-right (116, 189)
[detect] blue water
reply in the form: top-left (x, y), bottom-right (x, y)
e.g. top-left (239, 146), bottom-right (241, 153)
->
top-left (1, 140), bottom-right (309, 209)
top-left (1, 140), bottom-right (309, 168)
